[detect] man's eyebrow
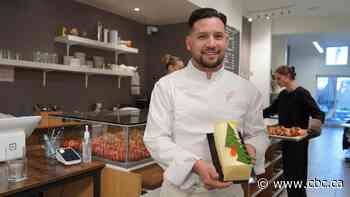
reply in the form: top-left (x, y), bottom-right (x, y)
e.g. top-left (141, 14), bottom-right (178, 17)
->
top-left (193, 31), bottom-right (225, 34)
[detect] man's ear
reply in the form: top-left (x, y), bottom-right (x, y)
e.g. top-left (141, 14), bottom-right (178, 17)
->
top-left (185, 36), bottom-right (192, 51)
top-left (224, 32), bottom-right (229, 48)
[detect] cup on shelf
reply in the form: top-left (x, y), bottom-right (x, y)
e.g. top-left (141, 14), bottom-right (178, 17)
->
top-left (41, 52), bottom-right (50, 63)
top-left (109, 30), bottom-right (119, 44)
top-left (15, 53), bottom-right (21, 60)
top-left (74, 52), bottom-right (86, 66)
top-left (33, 51), bottom-right (41, 62)
top-left (93, 56), bottom-right (104, 69)
top-left (111, 64), bottom-right (120, 71)
top-left (63, 56), bottom-right (72, 65)
top-left (6, 49), bottom-right (11, 59)
top-left (1, 49), bottom-right (12, 59)
top-left (50, 53), bottom-right (58, 64)
top-left (70, 58), bottom-right (80, 66)
top-left (103, 28), bottom-right (109, 43)
top-left (86, 60), bottom-right (93, 68)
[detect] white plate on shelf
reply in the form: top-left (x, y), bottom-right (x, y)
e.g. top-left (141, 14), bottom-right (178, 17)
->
top-left (118, 107), bottom-right (140, 116)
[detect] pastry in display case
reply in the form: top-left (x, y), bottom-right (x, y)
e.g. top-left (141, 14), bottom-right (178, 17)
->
top-left (54, 109), bottom-right (153, 169)
top-left (91, 127), bottom-right (150, 162)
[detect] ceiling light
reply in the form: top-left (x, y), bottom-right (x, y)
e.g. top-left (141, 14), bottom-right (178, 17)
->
top-left (265, 15), bottom-right (270, 20)
top-left (133, 8), bottom-right (140, 12)
top-left (248, 17), bottom-right (253, 22)
top-left (313, 41), bottom-right (324, 54)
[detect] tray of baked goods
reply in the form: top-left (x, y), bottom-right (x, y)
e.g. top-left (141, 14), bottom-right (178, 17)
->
top-left (267, 125), bottom-right (308, 141)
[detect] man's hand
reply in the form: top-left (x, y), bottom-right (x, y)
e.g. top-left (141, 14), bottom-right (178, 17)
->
top-left (245, 144), bottom-right (256, 165)
top-left (192, 160), bottom-right (232, 190)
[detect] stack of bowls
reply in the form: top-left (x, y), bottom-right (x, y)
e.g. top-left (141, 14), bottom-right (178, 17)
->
top-left (74, 52), bottom-right (86, 66)
top-left (93, 56), bottom-right (104, 69)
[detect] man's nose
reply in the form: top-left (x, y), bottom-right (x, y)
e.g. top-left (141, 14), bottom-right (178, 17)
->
top-left (206, 35), bottom-right (216, 47)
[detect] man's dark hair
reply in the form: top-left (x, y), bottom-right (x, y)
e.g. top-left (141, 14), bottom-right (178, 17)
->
top-left (188, 8), bottom-right (227, 28)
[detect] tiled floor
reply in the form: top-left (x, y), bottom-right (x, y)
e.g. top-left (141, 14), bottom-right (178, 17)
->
top-left (280, 127), bottom-right (350, 197)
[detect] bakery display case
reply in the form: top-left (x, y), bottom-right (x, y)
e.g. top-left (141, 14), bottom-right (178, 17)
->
top-left (53, 109), bottom-right (152, 170)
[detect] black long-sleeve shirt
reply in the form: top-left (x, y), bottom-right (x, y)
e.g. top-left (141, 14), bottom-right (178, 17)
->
top-left (263, 87), bottom-right (325, 129)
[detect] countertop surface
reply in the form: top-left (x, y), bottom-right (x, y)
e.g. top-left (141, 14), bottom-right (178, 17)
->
top-left (0, 147), bottom-right (105, 196)
top-left (52, 109), bottom-right (148, 126)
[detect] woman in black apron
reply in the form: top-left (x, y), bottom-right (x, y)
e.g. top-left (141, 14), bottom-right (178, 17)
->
top-left (263, 65), bottom-right (325, 197)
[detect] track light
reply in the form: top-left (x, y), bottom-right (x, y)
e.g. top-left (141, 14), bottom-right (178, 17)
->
top-left (313, 41), bottom-right (324, 54)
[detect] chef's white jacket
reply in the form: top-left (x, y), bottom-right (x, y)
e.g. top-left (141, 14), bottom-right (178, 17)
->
top-left (144, 60), bottom-right (270, 190)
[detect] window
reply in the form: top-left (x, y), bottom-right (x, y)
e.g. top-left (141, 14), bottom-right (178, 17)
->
top-left (325, 46), bottom-right (348, 65)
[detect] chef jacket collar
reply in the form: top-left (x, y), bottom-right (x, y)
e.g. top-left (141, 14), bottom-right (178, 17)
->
top-left (187, 59), bottom-right (225, 82)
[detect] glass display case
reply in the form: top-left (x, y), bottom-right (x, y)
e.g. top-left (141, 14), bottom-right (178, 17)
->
top-left (52, 109), bottom-right (152, 170)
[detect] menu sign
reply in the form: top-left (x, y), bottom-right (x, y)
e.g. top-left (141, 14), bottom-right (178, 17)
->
top-left (224, 26), bottom-right (240, 74)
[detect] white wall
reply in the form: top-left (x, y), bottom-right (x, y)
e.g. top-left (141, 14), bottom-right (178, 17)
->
top-left (271, 35), bottom-right (288, 70)
top-left (290, 43), bottom-right (350, 98)
top-left (249, 20), bottom-right (272, 107)
top-left (272, 16), bottom-right (350, 35)
top-left (188, 0), bottom-right (243, 31)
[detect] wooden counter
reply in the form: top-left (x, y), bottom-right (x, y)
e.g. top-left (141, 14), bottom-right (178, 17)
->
top-left (0, 148), bottom-right (105, 197)
top-left (37, 112), bottom-right (81, 129)
top-left (37, 118), bottom-right (81, 129)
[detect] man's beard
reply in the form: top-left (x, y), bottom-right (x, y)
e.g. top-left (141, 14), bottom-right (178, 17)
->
top-left (194, 51), bottom-right (225, 69)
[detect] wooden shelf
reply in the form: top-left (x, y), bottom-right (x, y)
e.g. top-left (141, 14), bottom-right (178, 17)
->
top-left (55, 35), bottom-right (138, 54)
top-left (0, 58), bottom-right (134, 88)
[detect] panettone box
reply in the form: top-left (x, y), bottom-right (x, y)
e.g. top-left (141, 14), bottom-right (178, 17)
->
top-left (207, 121), bottom-right (253, 182)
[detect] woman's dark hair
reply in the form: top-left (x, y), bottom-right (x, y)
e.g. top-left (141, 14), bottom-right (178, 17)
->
top-left (188, 8), bottom-right (227, 29)
top-left (161, 54), bottom-right (181, 69)
top-left (275, 65), bottom-right (296, 80)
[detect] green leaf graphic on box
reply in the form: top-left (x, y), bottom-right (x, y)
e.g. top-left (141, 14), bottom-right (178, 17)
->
top-left (237, 145), bottom-right (252, 164)
top-left (225, 124), bottom-right (251, 165)
top-left (225, 124), bottom-right (240, 147)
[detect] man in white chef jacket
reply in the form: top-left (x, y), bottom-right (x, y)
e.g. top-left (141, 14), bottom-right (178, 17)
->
top-left (144, 8), bottom-right (270, 197)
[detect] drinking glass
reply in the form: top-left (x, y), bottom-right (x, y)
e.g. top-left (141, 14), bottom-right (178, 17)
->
top-left (5, 146), bottom-right (27, 182)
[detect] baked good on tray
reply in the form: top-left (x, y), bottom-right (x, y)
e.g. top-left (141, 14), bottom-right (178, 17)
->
top-left (267, 125), bottom-right (306, 137)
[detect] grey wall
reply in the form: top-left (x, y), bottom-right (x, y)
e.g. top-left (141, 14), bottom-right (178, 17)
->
top-left (271, 35), bottom-right (288, 71)
top-left (0, 0), bottom-right (147, 115)
top-left (145, 23), bottom-right (191, 97)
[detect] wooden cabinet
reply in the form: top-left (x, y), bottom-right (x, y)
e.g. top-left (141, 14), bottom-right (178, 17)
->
top-left (243, 141), bottom-right (284, 197)
top-left (133, 164), bottom-right (163, 190)
top-left (101, 167), bottom-right (142, 197)
top-left (99, 163), bottom-right (163, 197)
top-left (42, 163), bottom-right (161, 197)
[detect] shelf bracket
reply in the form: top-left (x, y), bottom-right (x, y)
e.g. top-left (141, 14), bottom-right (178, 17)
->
top-left (66, 44), bottom-right (71, 56)
top-left (115, 52), bottom-right (119, 65)
top-left (42, 70), bottom-right (53, 87)
top-left (85, 74), bottom-right (89, 88)
top-left (117, 76), bottom-right (121, 88)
